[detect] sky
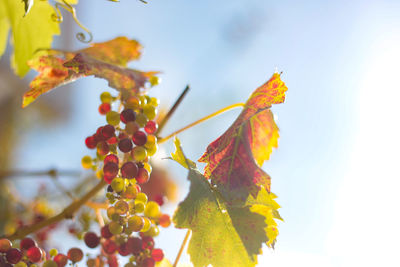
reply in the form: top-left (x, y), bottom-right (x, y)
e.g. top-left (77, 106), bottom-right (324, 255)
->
top-left (11, 0), bottom-right (400, 266)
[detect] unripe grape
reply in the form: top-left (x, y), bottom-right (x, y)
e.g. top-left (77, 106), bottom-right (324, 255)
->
top-left (121, 162), bottom-right (138, 179)
top-left (97, 141), bottom-right (110, 156)
top-left (143, 104), bottom-right (157, 120)
top-left (141, 218), bottom-right (151, 232)
top-left (135, 113), bottom-right (148, 127)
top-left (100, 92), bottom-right (113, 103)
top-left (106, 111), bottom-right (120, 126)
top-left (146, 225), bottom-right (160, 237)
top-left (144, 121), bottom-right (158, 134)
top-left (149, 76), bottom-right (160, 87)
top-left (146, 144), bottom-right (158, 157)
top-left (128, 215), bottom-right (144, 232)
top-left (84, 232), bottom-right (100, 248)
top-left (49, 248), bottom-right (58, 257)
top-left (118, 138), bottom-right (133, 153)
top-left (102, 239), bottom-right (118, 254)
top-left (136, 168), bottom-right (150, 184)
top-left (139, 95), bottom-right (147, 106)
top-left (101, 225), bottom-right (113, 239)
top-left (136, 192), bottom-right (148, 203)
top-left (43, 261), bottom-right (58, 267)
top-left (125, 96), bottom-right (140, 110)
top-left (15, 262), bottom-right (27, 267)
top-left (144, 135), bottom-right (157, 149)
top-left (0, 238), bottom-right (12, 253)
top-left (134, 202), bottom-right (145, 213)
top-left (54, 253), bottom-right (68, 267)
top-left (27, 246), bottom-right (43, 262)
top-left (109, 221), bottom-right (123, 235)
top-left (81, 155), bottom-right (92, 169)
top-left (151, 248), bottom-right (164, 262)
top-left (99, 103), bottom-right (111, 115)
top-left (123, 184), bottom-right (138, 199)
top-left (115, 200), bottom-right (129, 215)
top-left (143, 162), bottom-right (152, 174)
top-left (144, 201), bottom-right (161, 218)
top-left (149, 97), bottom-right (159, 107)
top-left (6, 248), bottom-right (22, 264)
top-left (125, 121), bottom-right (140, 136)
top-left (132, 131), bottom-right (147, 146)
top-left (111, 177), bottom-right (125, 193)
top-left (132, 146), bottom-right (147, 162)
top-left (120, 109), bottom-right (136, 124)
top-left (85, 136), bottom-right (97, 149)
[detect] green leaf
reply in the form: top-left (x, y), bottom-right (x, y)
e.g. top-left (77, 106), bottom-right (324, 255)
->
top-left (0, 0), bottom-right (60, 76)
top-left (170, 137), bottom-right (196, 169)
top-left (172, 139), bottom-right (281, 267)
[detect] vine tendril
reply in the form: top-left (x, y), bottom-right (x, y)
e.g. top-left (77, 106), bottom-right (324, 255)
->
top-left (52, 0), bottom-right (93, 43)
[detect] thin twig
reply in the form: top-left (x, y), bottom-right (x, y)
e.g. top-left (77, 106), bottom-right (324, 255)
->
top-left (0, 169), bottom-right (80, 179)
top-left (158, 103), bottom-right (245, 144)
top-left (4, 179), bottom-right (107, 241)
top-left (156, 85), bottom-right (190, 136)
top-left (173, 230), bottom-right (191, 267)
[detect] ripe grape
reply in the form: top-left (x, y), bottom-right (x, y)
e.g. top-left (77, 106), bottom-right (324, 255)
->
top-left (97, 141), bottom-right (110, 156)
top-left (132, 146), bottom-right (147, 162)
top-left (98, 103), bottom-right (111, 115)
top-left (159, 214), bottom-right (171, 228)
top-left (101, 225), bottom-right (113, 239)
top-left (144, 121), bottom-right (158, 134)
top-left (104, 154), bottom-right (119, 165)
top-left (127, 215), bottom-right (144, 232)
top-left (103, 162), bottom-right (119, 180)
top-left (101, 125), bottom-right (115, 139)
top-left (125, 96), bottom-right (140, 110)
top-left (144, 201), bottom-right (161, 218)
top-left (43, 260), bottom-right (57, 267)
top-left (118, 242), bottom-right (130, 256)
top-left (118, 132), bottom-right (129, 140)
top-left (27, 246), bottom-right (43, 262)
top-left (54, 253), bottom-right (68, 267)
top-left (0, 238), bottom-right (11, 253)
top-left (20, 237), bottom-right (36, 250)
top-left (102, 239), bottom-right (118, 254)
top-left (6, 248), bottom-right (22, 264)
top-left (107, 255), bottom-right (119, 267)
top-left (126, 237), bottom-right (142, 255)
top-left (123, 184), bottom-right (138, 199)
top-left (111, 177), bottom-right (125, 193)
top-left (84, 232), bottom-right (100, 248)
top-left (107, 206), bottom-right (120, 221)
top-left (154, 194), bottom-right (164, 206)
top-left (94, 127), bottom-right (106, 142)
top-left (107, 136), bottom-right (118, 145)
top-left (67, 248), bottom-right (83, 263)
top-left (120, 109), bottom-right (136, 124)
top-left (141, 258), bottom-right (155, 267)
top-left (151, 249), bottom-right (164, 262)
top-left (100, 92), bottom-right (113, 103)
top-left (136, 167), bottom-right (150, 184)
top-left (81, 155), bottom-right (92, 169)
top-left (143, 104), bottom-right (157, 120)
top-left (125, 121), bottom-right (140, 136)
top-left (106, 111), bottom-right (120, 126)
top-left (121, 162), bottom-right (138, 179)
top-left (141, 236), bottom-right (154, 250)
top-left (132, 131), bottom-right (147, 146)
top-left (85, 136), bottom-right (97, 149)
top-left (118, 138), bottom-right (133, 153)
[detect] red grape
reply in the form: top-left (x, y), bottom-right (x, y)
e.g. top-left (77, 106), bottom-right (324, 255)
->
top-left (99, 103), bottom-right (111, 115)
top-left (132, 131), bottom-right (147, 146)
top-left (85, 136), bottom-right (97, 149)
top-left (126, 237), bottom-right (142, 255)
top-left (136, 167), bottom-right (149, 184)
top-left (54, 253), bottom-right (68, 267)
top-left (118, 242), bottom-right (130, 256)
top-left (118, 138), bottom-right (133, 153)
top-left (101, 225), bottom-right (113, 239)
top-left (142, 236), bottom-right (154, 250)
top-left (67, 248), bottom-right (83, 263)
top-left (97, 141), bottom-right (110, 156)
top-left (5, 248), bottom-right (22, 264)
top-left (154, 194), bottom-right (165, 206)
top-left (104, 154), bottom-right (119, 165)
top-left (84, 232), bottom-right (100, 248)
top-left (107, 255), bottom-right (119, 267)
top-left (120, 109), bottom-right (136, 123)
top-left (121, 162), bottom-right (138, 179)
top-left (107, 136), bottom-right (118, 145)
top-left (102, 239), bottom-right (117, 254)
top-left (0, 238), bottom-right (11, 253)
top-left (142, 258), bottom-right (155, 267)
top-left (27, 246), bottom-right (43, 263)
top-left (20, 237), bottom-right (36, 250)
top-left (101, 125), bottom-right (115, 139)
top-left (103, 162), bottom-right (119, 180)
top-left (151, 248), bottom-right (164, 262)
top-left (144, 121), bottom-right (158, 134)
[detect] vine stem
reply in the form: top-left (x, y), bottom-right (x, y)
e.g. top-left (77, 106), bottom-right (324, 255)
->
top-left (173, 229), bottom-right (191, 267)
top-left (5, 179), bottom-right (107, 241)
top-left (158, 103), bottom-right (245, 144)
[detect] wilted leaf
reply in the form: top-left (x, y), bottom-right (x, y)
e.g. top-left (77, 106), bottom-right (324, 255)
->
top-left (172, 140), bottom-right (281, 267)
top-left (0, 0), bottom-right (60, 76)
top-left (199, 73), bottom-right (287, 202)
top-left (23, 37), bottom-right (157, 107)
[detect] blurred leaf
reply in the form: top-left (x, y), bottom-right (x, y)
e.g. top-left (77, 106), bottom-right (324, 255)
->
top-left (23, 37), bottom-right (157, 107)
top-left (0, 0), bottom-right (60, 76)
top-left (198, 73), bottom-right (287, 202)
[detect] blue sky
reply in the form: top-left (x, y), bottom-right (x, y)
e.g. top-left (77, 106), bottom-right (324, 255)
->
top-left (14, 0), bottom-right (400, 266)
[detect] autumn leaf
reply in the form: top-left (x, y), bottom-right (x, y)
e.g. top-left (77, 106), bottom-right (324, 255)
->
top-left (23, 37), bottom-right (157, 108)
top-left (198, 73), bottom-right (287, 202)
top-left (172, 142), bottom-right (270, 267)
top-left (0, 0), bottom-right (60, 76)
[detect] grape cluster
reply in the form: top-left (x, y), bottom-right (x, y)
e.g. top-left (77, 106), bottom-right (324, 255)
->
top-left (80, 88), bottom-right (170, 266)
top-left (0, 237), bottom-right (83, 266)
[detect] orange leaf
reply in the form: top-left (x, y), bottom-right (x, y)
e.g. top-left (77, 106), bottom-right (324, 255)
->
top-left (23, 37), bottom-right (155, 108)
top-left (198, 73), bottom-right (287, 201)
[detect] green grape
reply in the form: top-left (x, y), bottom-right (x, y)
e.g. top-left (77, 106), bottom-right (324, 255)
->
top-left (139, 95), bottom-right (147, 106)
top-left (143, 162), bottom-right (152, 174)
top-left (100, 92), bottom-right (113, 103)
top-left (149, 76), bottom-right (160, 87)
top-left (146, 143), bottom-right (158, 157)
top-left (140, 217), bottom-right (151, 232)
top-left (144, 135), bottom-right (157, 149)
top-left (127, 215), bottom-right (144, 232)
top-left (123, 184), bottom-right (138, 199)
top-left (43, 260), bottom-right (58, 267)
top-left (132, 146), bottom-right (147, 162)
top-left (124, 227), bottom-right (133, 235)
top-left (106, 193), bottom-right (115, 202)
top-left (111, 178), bottom-right (125, 193)
top-left (15, 262), bottom-right (27, 267)
top-left (115, 200), bottom-right (129, 215)
top-left (149, 97), bottom-right (159, 107)
top-left (81, 155), bottom-right (92, 169)
top-left (49, 248), bottom-right (58, 257)
top-left (136, 192), bottom-right (148, 203)
top-left (144, 201), bottom-right (161, 218)
top-left (143, 104), bottom-right (157, 120)
top-left (31, 265), bottom-right (38, 267)
top-left (136, 113), bottom-right (148, 127)
top-left (106, 111), bottom-right (120, 126)
top-left (107, 206), bottom-right (118, 220)
top-left (134, 202), bottom-right (145, 213)
top-left (144, 225), bottom-right (160, 237)
top-left (125, 263), bottom-right (135, 267)
top-left (108, 221), bottom-right (123, 235)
